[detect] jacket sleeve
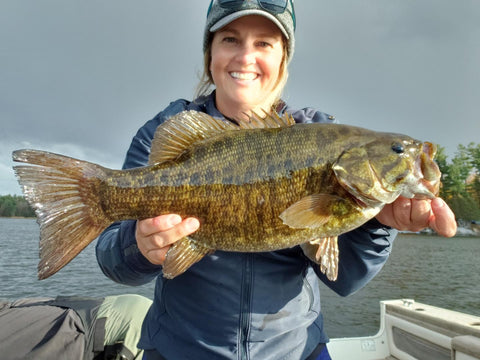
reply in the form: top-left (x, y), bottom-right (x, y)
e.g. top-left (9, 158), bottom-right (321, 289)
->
top-left (95, 101), bottom-right (189, 285)
top-left (315, 220), bottom-right (398, 296)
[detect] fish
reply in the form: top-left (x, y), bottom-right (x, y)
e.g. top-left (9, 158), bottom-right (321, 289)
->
top-left (12, 110), bottom-right (441, 281)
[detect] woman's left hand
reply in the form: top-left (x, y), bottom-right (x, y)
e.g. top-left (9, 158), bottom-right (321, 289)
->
top-left (376, 197), bottom-right (457, 237)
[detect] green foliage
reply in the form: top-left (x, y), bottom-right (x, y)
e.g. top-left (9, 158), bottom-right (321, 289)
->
top-left (447, 195), bottom-right (480, 222)
top-left (0, 195), bottom-right (35, 218)
top-left (437, 142), bottom-right (480, 222)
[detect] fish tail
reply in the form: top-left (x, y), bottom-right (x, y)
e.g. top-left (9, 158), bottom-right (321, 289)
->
top-left (12, 149), bottom-right (111, 280)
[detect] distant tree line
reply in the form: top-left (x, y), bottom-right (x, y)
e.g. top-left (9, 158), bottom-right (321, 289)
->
top-left (436, 142), bottom-right (480, 225)
top-left (0, 195), bottom-right (35, 217)
top-left (1, 142), bottom-right (480, 224)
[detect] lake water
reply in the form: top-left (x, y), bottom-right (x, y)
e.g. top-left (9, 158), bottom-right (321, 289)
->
top-left (1, 217), bottom-right (479, 338)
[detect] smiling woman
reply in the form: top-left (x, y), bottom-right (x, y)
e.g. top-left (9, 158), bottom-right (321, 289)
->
top-left (93, 1), bottom-right (457, 360)
top-left (197, 2), bottom-right (293, 121)
top-left (209, 16), bottom-right (285, 119)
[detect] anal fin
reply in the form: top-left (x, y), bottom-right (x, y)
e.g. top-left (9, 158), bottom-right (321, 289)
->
top-left (162, 237), bottom-right (213, 279)
top-left (301, 236), bottom-right (339, 281)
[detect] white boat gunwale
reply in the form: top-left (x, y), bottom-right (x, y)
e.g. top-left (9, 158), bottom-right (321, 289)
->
top-left (327, 299), bottom-right (480, 360)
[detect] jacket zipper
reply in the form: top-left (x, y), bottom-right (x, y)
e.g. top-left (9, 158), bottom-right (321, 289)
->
top-left (303, 276), bottom-right (314, 312)
top-left (238, 254), bottom-right (253, 360)
top-left (303, 264), bottom-right (315, 312)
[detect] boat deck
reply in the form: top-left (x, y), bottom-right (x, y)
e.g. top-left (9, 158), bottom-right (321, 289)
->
top-left (327, 299), bottom-right (480, 360)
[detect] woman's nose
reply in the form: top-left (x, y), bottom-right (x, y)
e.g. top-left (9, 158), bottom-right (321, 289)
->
top-left (235, 43), bottom-right (256, 64)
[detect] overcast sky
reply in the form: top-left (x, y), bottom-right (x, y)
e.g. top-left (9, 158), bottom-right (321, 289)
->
top-left (1, 0), bottom-right (479, 195)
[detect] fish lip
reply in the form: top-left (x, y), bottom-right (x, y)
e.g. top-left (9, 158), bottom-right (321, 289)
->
top-left (401, 142), bottom-right (440, 199)
top-left (412, 142), bottom-right (441, 198)
top-left (412, 175), bottom-right (439, 200)
top-left (410, 180), bottom-right (436, 199)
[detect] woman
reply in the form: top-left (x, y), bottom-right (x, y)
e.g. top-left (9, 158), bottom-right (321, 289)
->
top-left (96, 1), bottom-right (457, 359)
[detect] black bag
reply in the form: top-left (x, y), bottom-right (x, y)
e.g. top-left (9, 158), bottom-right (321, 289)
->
top-left (0, 296), bottom-right (133, 360)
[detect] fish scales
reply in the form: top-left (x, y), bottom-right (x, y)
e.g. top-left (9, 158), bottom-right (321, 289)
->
top-left (12, 110), bottom-right (441, 280)
top-left (96, 124), bottom-right (381, 251)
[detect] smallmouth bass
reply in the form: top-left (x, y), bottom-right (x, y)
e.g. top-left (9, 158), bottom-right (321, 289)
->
top-left (12, 111), bottom-right (441, 281)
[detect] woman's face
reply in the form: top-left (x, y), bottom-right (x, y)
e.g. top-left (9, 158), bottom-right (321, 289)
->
top-left (210, 15), bottom-right (284, 115)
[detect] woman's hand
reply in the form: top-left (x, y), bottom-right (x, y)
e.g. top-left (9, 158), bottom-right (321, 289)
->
top-left (376, 197), bottom-right (457, 237)
top-left (135, 214), bottom-right (200, 265)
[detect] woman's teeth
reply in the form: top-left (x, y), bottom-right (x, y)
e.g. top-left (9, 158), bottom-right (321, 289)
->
top-left (230, 72), bottom-right (258, 80)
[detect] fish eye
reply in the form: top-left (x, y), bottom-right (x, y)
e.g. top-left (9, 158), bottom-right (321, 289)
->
top-left (391, 142), bottom-right (405, 154)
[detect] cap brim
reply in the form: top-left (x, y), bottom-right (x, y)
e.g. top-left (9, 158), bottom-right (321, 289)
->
top-left (209, 9), bottom-right (290, 39)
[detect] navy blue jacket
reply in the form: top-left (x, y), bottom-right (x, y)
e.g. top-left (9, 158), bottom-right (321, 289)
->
top-left (96, 93), bottom-right (397, 360)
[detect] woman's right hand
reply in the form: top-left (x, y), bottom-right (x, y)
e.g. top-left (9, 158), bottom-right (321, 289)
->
top-left (135, 214), bottom-right (200, 265)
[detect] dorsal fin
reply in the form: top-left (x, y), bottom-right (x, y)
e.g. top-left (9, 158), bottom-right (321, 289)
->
top-left (241, 110), bottom-right (296, 129)
top-left (149, 111), bottom-right (237, 165)
top-left (149, 110), bottom-right (295, 165)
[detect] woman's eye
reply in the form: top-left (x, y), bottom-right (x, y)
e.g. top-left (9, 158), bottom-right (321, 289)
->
top-left (257, 41), bottom-right (271, 48)
top-left (223, 37), bottom-right (237, 43)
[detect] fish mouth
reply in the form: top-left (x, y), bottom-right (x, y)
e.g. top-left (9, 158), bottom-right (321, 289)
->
top-left (403, 142), bottom-right (441, 199)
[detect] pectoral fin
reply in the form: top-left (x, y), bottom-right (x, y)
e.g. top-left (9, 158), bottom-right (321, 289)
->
top-left (301, 237), bottom-right (339, 281)
top-left (162, 237), bottom-right (213, 279)
top-left (279, 194), bottom-right (349, 229)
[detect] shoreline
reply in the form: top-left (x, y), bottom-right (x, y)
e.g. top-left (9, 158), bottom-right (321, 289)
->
top-left (399, 226), bottom-right (480, 237)
top-left (2, 217), bottom-right (479, 237)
